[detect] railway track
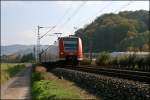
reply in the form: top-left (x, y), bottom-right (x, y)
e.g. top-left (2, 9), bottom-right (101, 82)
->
top-left (64, 65), bottom-right (150, 83)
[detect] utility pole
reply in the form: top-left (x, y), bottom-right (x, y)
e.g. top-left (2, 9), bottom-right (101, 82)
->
top-left (37, 25), bottom-right (40, 63)
top-left (89, 36), bottom-right (93, 61)
top-left (36, 25), bottom-right (54, 63)
top-left (54, 33), bottom-right (62, 38)
top-left (33, 45), bottom-right (36, 63)
top-left (37, 25), bottom-right (45, 63)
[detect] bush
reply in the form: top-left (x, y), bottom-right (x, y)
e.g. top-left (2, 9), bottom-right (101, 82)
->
top-left (80, 58), bottom-right (91, 65)
top-left (32, 72), bottom-right (51, 81)
top-left (96, 52), bottom-right (111, 66)
top-left (128, 54), bottom-right (138, 68)
top-left (142, 55), bottom-right (150, 71)
top-left (35, 66), bottom-right (47, 73)
top-left (133, 56), bottom-right (143, 70)
top-left (32, 72), bottom-right (41, 81)
top-left (111, 54), bottom-right (150, 71)
top-left (111, 57), bottom-right (119, 67)
top-left (113, 54), bottom-right (141, 70)
top-left (93, 51), bottom-right (149, 71)
top-left (118, 55), bottom-right (129, 67)
top-left (32, 66), bottom-right (49, 81)
top-left (32, 80), bottom-right (52, 100)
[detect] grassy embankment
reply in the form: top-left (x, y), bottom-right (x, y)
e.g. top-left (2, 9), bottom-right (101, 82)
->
top-left (1, 63), bottom-right (25, 84)
top-left (31, 66), bottom-right (82, 100)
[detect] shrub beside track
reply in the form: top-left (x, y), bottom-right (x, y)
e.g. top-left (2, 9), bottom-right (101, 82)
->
top-left (95, 52), bottom-right (150, 72)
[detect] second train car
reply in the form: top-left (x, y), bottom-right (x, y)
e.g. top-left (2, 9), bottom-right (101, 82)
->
top-left (41, 36), bottom-right (83, 66)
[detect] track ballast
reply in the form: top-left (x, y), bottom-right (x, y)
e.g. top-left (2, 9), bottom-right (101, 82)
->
top-left (63, 65), bottom-right (150, 83)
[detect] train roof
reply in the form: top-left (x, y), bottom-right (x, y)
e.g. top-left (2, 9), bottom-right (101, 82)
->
top-left (58, 36), bottom-right (79, 39)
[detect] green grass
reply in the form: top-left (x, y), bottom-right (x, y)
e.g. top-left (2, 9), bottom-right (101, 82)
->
top-left (32, 80), bottom-right (80, 100)
top-left (80, 58), bottom-right (91, 65)
top-left (96, 52), bottom-right (111, 66)
top-left (1, 63), bottom-right (25, 83)
top-left (31, 70), bottom-right (81, 100)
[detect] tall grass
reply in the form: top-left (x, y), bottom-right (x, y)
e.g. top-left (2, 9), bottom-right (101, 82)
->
top-left (96, 52), bottom-right (111, 66)
top-left (95, 52), bottom-right (150, 71)
top-left (80, 58), bottom-right (91, 65)
top-left (1, 63), bottom-right (25, 83)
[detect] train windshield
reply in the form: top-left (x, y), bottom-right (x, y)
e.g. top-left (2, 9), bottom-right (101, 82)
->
top-left (63, 38), bottom-right (78, 51)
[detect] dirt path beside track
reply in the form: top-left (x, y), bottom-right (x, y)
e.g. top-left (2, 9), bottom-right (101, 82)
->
top-left (1, 64), bottom-right (32, 99)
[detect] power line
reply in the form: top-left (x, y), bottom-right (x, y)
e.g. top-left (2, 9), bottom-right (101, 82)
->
top-left (40, 26), bottom-right (56, 39)
top-left (39, 2), bottom-right (87, 55)
top-left (56, 3), bottom-right (73, 28)
top-left (113, 1), bottom-right (134, 13)
top-left (74, 1), bottom-right (113, 28)
top-left (59, 1), bottom-right (87, 32)
top-left (38, 3), bottom-right (74, 54)
top-left (40, 3), bottom-right (73, 39)
top-left (74, 1), bottom-right (134, 30)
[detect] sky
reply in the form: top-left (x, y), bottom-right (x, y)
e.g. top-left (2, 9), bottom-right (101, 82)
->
top-left (1, 1), bottom-right (149, 46)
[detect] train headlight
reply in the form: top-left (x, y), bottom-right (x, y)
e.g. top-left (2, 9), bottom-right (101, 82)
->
top-left (60, 52), bottom-right (64, 55)
top-left (69, 52), bottom-right (73, 55)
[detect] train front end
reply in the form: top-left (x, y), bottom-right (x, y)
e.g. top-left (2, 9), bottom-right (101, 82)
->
top-left (59, 36), bottom-right (83, 65)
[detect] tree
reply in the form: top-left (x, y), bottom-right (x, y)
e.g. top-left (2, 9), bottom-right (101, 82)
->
top-left (21, 53), bottom-right (35, 62)
top-left (127, 31), bottom-right (136, 39)
top-left (127, 46), bottom-right (134, 52)
top-left (75, 10), bottom-right (149, 52)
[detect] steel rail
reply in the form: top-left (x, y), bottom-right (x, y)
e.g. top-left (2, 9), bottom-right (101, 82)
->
top-left (64, 66), bottom-right (150, 83)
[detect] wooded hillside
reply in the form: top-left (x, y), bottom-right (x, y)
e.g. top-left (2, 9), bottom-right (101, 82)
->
top-left (75, 10), bottom-right (149, 52)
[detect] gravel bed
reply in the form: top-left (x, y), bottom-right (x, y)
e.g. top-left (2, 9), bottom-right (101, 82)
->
top-left (51, 68), bottom-right (150, 100)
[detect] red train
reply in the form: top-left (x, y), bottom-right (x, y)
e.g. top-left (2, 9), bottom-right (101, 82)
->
top-left (41, 36), bottom-right (83, 66)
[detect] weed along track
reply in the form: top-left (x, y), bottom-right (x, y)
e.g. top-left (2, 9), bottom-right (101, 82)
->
top-left (51, 68), bottom-right (150, 100)
top-left (32, 65), bottom-right (98, 99)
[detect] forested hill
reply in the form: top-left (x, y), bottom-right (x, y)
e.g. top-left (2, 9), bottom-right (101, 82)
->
top-left (75, 10), bottom-right (149, 52)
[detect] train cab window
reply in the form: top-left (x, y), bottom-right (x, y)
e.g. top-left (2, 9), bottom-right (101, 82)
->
top-left (63, 38), bottom-right (78, 51)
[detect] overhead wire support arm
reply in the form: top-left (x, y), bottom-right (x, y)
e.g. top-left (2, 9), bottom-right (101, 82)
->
top-left (39, 25), bottom-right (56, 39)
top-left (39, 3), bottom-right (73, 40)
top-left (37, 4), bottom-right (74, 61)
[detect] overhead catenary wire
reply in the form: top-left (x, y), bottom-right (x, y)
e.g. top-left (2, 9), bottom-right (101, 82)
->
top-left (74, 1), bottom-right (113, 28)
top-left (38, 1), bottom-right (137, 60)
top-left (40, 2), bottom-right (87, 54)
top-left (74, 1), bottom-right (134, 30)
top-left (59, 1), bottom-right (87, 32)
top-left (38, 3), bottom-right (73, 55)
top-left (40, 1), bottom-right (134, 40)
top-left (52, 3), bottom-right (73, 37)
top-left (113, 1), bottom-right (134, 13)
top-left (40, 26), bottom-right (56, 39)
top-left (40, 3), bottom-right (73, 39)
